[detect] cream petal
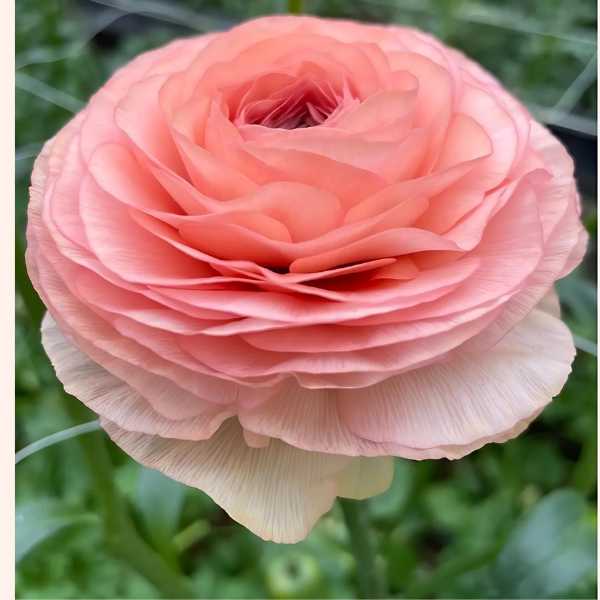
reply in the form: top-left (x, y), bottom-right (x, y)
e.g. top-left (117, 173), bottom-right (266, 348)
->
top-left (239, 382), bottom-right (430, 459)
top-left (41, 314), bottom-right (233, 439)
top-left (336, 457), bottom-right (394, 500)
top-left (102, 418), bottom-right (389, 543)
top-left (338, 307), bottom-right (575, 448)
top-left (536, 286), bottom-right (561, 319)
top-left (243, 428), bottom-right (271, 448)
top-left (239, 384), bottom-right (384, 456)
top-left (239, 377), bottom-right (546, 461)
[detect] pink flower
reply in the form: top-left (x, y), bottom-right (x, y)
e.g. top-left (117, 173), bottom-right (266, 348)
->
top-left (27, 15), bottom-right (587, 542)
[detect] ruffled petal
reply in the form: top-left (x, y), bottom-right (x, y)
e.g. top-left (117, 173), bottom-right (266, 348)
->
top-left (338, 306), bottom-right (575, 448)
top-left (41, 314), bottom-right (233, 439)
top-left (103, 417), bottom-right (391, 543)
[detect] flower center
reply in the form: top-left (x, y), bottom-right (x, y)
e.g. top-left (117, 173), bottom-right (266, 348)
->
top-left (261, 102), bottom-right (325, 129)
top-left (233, 74), bottom-right (339, 130)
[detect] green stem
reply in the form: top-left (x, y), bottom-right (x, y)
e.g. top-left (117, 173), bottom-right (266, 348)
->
top-left (64, 399), bottom-right (194, 599)
top-left (288, 0), bottom-right (304, 14)
top-left (16, 230), bottom-right (195, 599)
top-left (339, 498), bottom-right (386, 599)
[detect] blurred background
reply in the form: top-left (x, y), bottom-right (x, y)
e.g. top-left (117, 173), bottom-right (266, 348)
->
top-left (15, 1), bottom-right (597, 599)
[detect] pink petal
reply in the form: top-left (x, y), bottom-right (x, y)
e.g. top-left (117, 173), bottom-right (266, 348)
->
top-left (339, 307), bottom-right (575, 447)
top-left (42, 314), bottom-right (234, 433)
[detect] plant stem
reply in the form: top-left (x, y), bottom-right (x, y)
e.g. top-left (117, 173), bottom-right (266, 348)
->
top-left (288, 0), bottom-right (304, 14)
top-left (65, 399), bottom-right (195, 599)
top-left (16, 230), bottom-right (195, 599)
top-left (339, 498), bottom-right (386, 599)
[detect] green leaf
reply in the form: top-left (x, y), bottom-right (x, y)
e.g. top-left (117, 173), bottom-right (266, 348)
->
top-left (491, 489), bottom-right (597, 599)
top-left (136, 466), bottom-right (187, 564)
top-left (16, 498), bottom-right (98, 563)
top-left (556, 272), bottom-right (598, 329)
top-left (369, 458), bottom-right (414, 521)
top-left (382, 526), bottom-right (419, 589)
top-left (423, 483), bottom-right (472, 532)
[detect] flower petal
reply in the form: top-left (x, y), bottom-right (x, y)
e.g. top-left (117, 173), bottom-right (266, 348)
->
top-left (41, 314), bottom-right (233, 438)
top-left (102, 417), bottom-right (389, 543)
top-left (338, 306), bottom-right (575, 448)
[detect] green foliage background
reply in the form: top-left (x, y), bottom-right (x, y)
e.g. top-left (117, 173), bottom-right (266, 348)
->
top-left (16, 1), bottom-right (597, 598)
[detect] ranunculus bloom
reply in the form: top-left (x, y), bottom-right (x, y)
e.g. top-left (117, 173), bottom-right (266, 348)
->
top-left (27, 15), bottom-right (587, 542)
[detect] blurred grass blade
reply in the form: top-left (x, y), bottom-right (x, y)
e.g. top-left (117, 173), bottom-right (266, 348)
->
top-left (173, 519), bottom-right (210, 554)
top-left (15, 72), bottom-right (85, 113)
top-left (89, 0), bottom-right (235, 31)
top-left (554, 52), bottom-right (598, 114)
top-left (573, 334), bottom-right (598, 357)
top-left (15, 421), bottom-right (102, 465)
top-left (556, 273), bottom-right (597, 325)
top-left (16, 499), bottom-right (98, 563)
top-left (136, 467), bottom-right (187, 567)
top-left (15, 142), bottom-right (43, 162)
top-left (15, 9), bottom-right (130, 70)
top-left (491, 489), bottom-right (597, 599)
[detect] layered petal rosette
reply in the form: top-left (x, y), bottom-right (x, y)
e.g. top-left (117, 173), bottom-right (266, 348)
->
top-left (27, 15), bottom-right (587, 542)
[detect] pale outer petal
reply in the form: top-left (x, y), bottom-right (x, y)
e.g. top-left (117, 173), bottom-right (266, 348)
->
top-left (336, 457), bottom-right (394, 500)
top-left (338, 305), bottom-right (576, 450)
top-left (102, 418), bottom-right (392, 543)
top-left (41, 313), bottom-right (392, 543)
top-left (536, 285), bottom-right (561, 318)
top-left (234, 293), bottom-right (572, 459)
top-left (41, 314), bottom-right (234, 440)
